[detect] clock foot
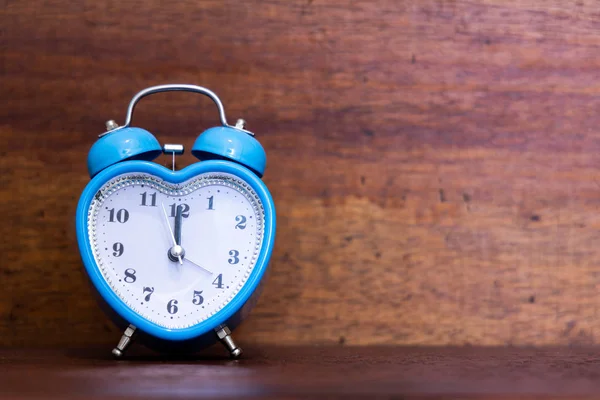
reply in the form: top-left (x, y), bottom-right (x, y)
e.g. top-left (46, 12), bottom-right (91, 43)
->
top-left (216, 325), bottom-right (243, 359)
top-left (112, 324), bottom-right (136, 359)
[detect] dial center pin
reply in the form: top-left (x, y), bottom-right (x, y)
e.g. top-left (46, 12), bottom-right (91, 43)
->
top-left (168, 245), bottom-right (185, 262)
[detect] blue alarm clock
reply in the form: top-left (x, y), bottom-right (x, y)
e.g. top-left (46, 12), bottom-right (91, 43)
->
top-left (76, 85), bottom-right (276, 358)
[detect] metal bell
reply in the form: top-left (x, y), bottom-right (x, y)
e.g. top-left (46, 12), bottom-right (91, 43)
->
top-left (191, 124), bottom-right (267, 177)
top-left (87, 124), bottom-right (161, 177)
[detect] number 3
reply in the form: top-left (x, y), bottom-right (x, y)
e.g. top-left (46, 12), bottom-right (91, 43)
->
top-left (228, 250), bottom-right (240, 264)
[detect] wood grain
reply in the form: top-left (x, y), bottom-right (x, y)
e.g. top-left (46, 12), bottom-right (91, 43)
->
top-left (2, 346), bottom-right (600, 399)
top-left (3, 0), bottom-right (600, 347)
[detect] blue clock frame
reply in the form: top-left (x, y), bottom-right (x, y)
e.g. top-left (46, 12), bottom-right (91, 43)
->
top-left (76, 159), bottom-right (276, 341)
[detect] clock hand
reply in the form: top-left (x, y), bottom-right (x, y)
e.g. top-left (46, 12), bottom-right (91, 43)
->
top-left (173, 204), bottom-right (212, 274)
top-left (160, 202), bottom-right (183, 265)
top-left (183, 256), bottom-right (214, 274)
top-left (174, 204), bottom-right (183, 246)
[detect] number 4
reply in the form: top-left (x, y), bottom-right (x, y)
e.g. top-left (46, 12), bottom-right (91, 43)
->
top-left (212, 274), bottom-right (224, 289)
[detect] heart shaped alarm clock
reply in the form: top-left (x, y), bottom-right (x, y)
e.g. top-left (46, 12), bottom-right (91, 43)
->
top-left (76, 85), bottom-right (276, 358)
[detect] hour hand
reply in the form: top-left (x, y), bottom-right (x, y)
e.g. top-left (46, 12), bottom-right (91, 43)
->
top-left (161, 202), bottom-right (183, 264)
top-left (174, 204), bottom-right (183, 246)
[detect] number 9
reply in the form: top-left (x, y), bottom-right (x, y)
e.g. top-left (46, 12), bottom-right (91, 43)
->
top-left (112, 242), bottom-right (124, 257)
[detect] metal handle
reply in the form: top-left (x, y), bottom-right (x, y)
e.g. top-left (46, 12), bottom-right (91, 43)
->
top-left (123, 84), bottom-right (229, 127)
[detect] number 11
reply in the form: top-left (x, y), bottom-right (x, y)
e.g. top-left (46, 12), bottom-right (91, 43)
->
top-left (140, 192), bottom-right (157, 207)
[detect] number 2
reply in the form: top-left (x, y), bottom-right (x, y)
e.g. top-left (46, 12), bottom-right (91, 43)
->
top-left (235, 215), bottom-right (247, 229)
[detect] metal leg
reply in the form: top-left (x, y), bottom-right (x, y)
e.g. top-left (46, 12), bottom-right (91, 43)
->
top-left (216, 325), bottom-right (243, 359)
top-left (112, 324), bottom-right (136, 358)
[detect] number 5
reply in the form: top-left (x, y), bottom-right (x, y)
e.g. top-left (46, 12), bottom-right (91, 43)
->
top-left (192, 290), bottom-right (204, 305)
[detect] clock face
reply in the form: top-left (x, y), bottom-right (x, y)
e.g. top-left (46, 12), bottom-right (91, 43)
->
top-left (86, 172), bottom-right (265, 329)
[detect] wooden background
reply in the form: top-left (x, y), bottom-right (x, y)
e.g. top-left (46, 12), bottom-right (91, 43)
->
top-left (3, 0), bottom-right (600, 348)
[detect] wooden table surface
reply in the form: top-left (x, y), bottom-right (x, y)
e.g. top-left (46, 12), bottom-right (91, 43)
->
top-left (1, 346), bottom-right (600, 399)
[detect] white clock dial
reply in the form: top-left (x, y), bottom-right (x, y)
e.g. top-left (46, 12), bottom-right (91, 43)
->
top-left (87, 172), bottom-right (265, 329)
